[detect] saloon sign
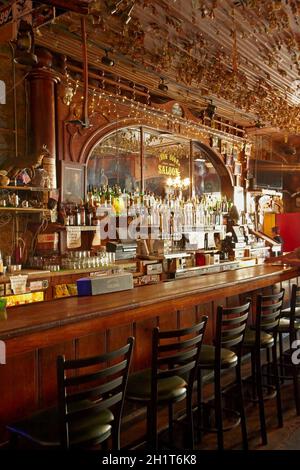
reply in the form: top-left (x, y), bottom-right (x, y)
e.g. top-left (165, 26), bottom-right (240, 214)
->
top-left (158, 152), bottom-right (181, 178)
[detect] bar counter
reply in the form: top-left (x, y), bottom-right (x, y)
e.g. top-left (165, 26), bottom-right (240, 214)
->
top-left (0, 264), bottom-right (298, 343)
top-left (0, 263), bottom-right (299, 444)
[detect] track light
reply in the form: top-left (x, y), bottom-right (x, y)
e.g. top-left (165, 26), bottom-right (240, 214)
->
top-left (206, 100), bottom-right (216, 120)
top-left (14, 20), bottom-right (37, 66)
top-left (158, 78), bottom-right (168, 92)
top-left (101, 50), bottom-right (115, 67)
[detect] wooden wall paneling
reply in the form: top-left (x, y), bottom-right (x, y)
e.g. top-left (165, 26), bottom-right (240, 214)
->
top-left (238, 290), bottom-right (255, 325)
top-left (0, 352), bottom-right (37, 443)
top-left (107, 323), bottom-right (133, 366)
top-left (158, 311), bottom-right (178, 331)
top-left (74, 331), bottom-right (107, 392)
top-left (226, 295), bottom-right (240, 307)
top-left (156, 311), bottom-right (179, 349)
top-left (196, 302), bottom-right (214, 344)
top-left (133, 317), bottom-right (158, 371)
top-left (75, 331), bottom-right (106, 359)
top-left (178, 307), bottom-right (197, 328)
top-left (107, 324), bottom-right (133, 353)
top-left (38, 340), bottom-right (75, 408)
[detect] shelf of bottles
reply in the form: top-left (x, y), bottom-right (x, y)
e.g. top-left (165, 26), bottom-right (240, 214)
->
top-left (0, 185), bottom-right (55, 213)
top-left (61, 185), bottom-right (232, 240)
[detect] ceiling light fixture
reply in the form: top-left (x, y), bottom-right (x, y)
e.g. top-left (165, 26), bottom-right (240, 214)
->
top-left (206, 100), bottom-right (216, 120)
top-left (158, 77), bottom-right (168, 92)
top-left (101, 50), bottom-right (115, 67)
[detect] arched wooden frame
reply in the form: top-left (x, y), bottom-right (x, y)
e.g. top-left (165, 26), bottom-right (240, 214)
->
top-left (194, 142), bottom-right (234, 199)
top-left (83, 122), bottom-right (234, 198)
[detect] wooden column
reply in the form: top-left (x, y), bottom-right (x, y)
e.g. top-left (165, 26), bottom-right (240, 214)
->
top-left (27, 49), bottom-right (60, 188)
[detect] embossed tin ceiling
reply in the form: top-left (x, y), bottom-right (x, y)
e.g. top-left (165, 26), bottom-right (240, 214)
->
top-left (1, 1), bottom-right (299, 133)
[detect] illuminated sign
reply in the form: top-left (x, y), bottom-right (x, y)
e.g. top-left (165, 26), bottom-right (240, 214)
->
top-left (158, 152), bottom-right (181, 177)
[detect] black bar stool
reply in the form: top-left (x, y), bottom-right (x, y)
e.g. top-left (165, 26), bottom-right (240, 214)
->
top-left (7, 338), bottom-right (134, 449)
top-left (126, 318), bottom-right (207, 450)
top-left (277, 284), bottom-right (300, 415)
top-left (243, 290), bottom-right (284, 445)
top-left (197, 301), bottom-right (250, 451)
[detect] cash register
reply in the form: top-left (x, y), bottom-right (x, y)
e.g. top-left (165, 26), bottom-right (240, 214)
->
top-left (106, 240), bottom-right (137, 260)
top-left (231, 225), bottom-right (247, 258)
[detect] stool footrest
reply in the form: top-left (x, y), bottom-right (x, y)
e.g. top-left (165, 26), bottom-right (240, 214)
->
top-left (197, 405), bottom-right (241, 433)
top-left (247, 383), bottom-right (277, 402)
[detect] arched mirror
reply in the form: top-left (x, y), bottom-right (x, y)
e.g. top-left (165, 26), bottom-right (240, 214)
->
top-left (193, 142), bottom-right (221, 196)
top-left (87, 126), bottom-right (231, 198)
top-left (87, 127), bottom-right (141, 192)
top-left (143, 129), bottom-right (190, 197)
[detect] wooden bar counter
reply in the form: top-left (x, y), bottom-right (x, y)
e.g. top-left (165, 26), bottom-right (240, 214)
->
top-left (0, 264), bottom-right (299, 444)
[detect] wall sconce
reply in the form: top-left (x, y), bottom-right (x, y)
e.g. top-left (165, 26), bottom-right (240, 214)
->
top-left (63, 84), bottom-right (75, 107)
top-left (14, 20), bottom-right (37, 66)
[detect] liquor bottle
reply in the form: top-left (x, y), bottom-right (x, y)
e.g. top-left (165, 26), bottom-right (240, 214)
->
top-left (85, 204), bottom-right (93, 226)
top-left (105, 185), bottom-right (111, 204)
top-left (0, 251), bottom-right (3, 275)
top-left (92, 207), bottom-right (98, 226)
top-left (68, 206), bottom-right (75, 226)
top-left (86, 185), bottom-right (93, 207)
top-left (75, 205), bottom-right (81, 226)
top-left (80, 205), bottom-right (86, 226)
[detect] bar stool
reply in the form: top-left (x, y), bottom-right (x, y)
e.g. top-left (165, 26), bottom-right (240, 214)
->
top-left (126, 318), bottom-right (207, 450)
top-left (243, 290), bottom-right (284, 445)
top-left (277, 284), bottom-right (300, 415)
top-left (197, 301), bottom-right (250, 451)
top-left (7, 338), bottom-right (134, 449)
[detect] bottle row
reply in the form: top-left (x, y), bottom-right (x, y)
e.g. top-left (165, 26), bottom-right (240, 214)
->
top-left (86, 185), bottom-right (233, 213)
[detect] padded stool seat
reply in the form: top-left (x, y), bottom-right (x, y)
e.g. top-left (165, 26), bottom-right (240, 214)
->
top-left (281, 306), bottom-right (300, 317)
top-left (126, 320), bottom-right (207, 450)
top-left (277, 317), bottom-right (300, 332)
top-left (127, 369), bottom-right (187, 402)
top-left (7, 404), bottom-right (114, 447)
top-left (7, 338), bottom-right (134, 450)
top-left (199, 344), bottom-right (237, 368)
top-left (243, 328), bottom-right (274, 348)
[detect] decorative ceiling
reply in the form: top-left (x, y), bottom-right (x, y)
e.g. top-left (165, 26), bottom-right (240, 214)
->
top-left (28, 0), bottom-right (300, 134)
top-left (0, 0), bottom-right (299, 135)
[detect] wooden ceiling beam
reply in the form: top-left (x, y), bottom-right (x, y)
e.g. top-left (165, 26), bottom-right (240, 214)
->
top-left (38, 0), bottom-right (90, 15)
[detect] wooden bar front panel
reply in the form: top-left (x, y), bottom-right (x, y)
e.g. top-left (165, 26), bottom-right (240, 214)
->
top-left (0, 266), bottom-right (299, 444)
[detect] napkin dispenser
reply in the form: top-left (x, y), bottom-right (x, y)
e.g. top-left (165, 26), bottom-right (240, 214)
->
top-left (77, 273), bottom-right (133, 296)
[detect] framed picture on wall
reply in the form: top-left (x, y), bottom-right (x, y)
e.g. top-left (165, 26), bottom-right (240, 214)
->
top-left (61, 161), bottom-right (86, 204)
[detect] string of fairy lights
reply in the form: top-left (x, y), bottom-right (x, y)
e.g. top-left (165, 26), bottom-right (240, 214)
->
top-left (62, 69), bottom-right (247, 153)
